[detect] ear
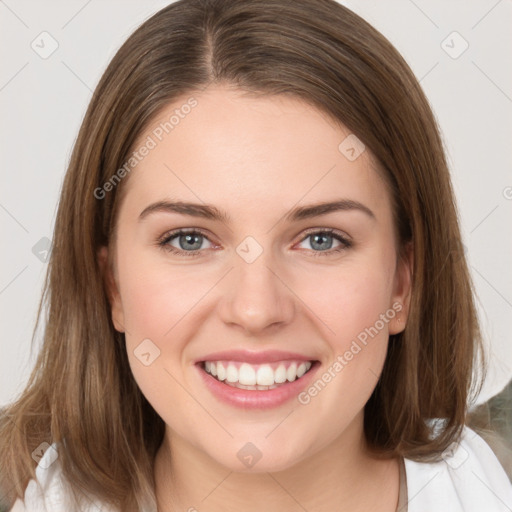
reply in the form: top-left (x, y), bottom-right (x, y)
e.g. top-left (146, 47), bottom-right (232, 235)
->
top-left (388, 241), bottom-right (413, 335)
top-left (97, 245), bottom-right (126, 333)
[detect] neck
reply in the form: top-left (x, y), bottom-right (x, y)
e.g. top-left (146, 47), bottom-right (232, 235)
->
top-left (154, 412), bottom-right (400, 512)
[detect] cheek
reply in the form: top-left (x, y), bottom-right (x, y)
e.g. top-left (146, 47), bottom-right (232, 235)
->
top-left (117, 248), bottom-right (209, 339)
top-left (298, 256), bottom-right (395, 347)
top-left (293, 256), bottom-right (396, 427)
top-left (118, 265), bottom-right (200, 428)
top-left (116, 251), bottom-right (214, 413)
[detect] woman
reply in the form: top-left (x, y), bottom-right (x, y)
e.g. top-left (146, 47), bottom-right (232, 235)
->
top-left (2, 0), bottom-right (511, 511)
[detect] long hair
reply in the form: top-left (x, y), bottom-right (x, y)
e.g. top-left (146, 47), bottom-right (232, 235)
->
top-left (0, 0), bottom-right (487, 509)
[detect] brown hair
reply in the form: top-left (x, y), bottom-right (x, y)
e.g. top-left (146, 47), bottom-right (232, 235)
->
top-left (0, 0), bottom-right (487, 509)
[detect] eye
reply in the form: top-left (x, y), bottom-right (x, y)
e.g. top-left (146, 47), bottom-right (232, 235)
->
top-left (295, 228), bottom-right (352, 256)
top-left (156, 227), bottom-right (352, 258)
top-left (157, 228), bottom-right (215, 257)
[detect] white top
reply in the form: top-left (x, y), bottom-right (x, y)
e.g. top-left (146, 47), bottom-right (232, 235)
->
top-left (10, 425), bottom-right (512, 512)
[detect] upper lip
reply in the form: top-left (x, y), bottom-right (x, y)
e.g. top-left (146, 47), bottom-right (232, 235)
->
top-left (196, 349), bottom-right (317, 365)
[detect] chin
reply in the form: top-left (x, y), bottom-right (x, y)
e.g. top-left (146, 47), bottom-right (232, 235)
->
top-left (206, 438), bottom-right (308, 474)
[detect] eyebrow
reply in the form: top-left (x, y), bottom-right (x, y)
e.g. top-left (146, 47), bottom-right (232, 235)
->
top-left (138, 199), bottom-right (375, 223)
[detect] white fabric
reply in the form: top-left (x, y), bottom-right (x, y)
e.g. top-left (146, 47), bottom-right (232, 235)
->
top-left (404, 425), bottom-right (512, 511)
top-left (10, 425), bottom-right (512, 511)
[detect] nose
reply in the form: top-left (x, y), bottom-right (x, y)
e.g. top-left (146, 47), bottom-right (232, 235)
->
top-left (218, 249), bottom-right (295, 335)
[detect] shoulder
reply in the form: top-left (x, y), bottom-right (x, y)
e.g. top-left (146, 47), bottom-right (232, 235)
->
top-left (8, 442), bottom-right (117, 512)
top-left (404, 422), bottom-right (512, 512)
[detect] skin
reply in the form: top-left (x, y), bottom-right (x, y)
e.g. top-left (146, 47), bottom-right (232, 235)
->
top-left (98, 85), bottom-right (412, 512)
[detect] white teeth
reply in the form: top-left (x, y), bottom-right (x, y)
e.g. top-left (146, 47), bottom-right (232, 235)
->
top-left (256, 365), bottom-right (275, 386)
top-left (203, 360), bottom-right (313, 387)
top-left (286, 363), bottom-right (297, 382)
top-left (226, 364), bottom-right (238, 383)
top-left (274, 364), bottom-right (287, 384)
top-left (216, 363), bottom-right (226, 381)
top-left (238, 363), bottom-right (256, 385)
top-left (225, 381), bottom-right (279, 391)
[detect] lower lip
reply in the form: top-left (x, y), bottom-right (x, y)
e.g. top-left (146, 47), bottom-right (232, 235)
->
top-left (196, 361), bottom-right (321, 409)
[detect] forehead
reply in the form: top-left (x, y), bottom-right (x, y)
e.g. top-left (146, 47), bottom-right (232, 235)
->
top-left (118, 86), bottom-right (391, 223)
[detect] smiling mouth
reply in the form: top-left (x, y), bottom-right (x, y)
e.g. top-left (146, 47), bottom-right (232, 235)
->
top-left (199, 359), bottom-right (315, 390)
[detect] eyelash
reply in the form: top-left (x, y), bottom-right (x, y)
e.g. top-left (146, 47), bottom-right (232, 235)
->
top-left (156, 228), bottom-right (352, 258)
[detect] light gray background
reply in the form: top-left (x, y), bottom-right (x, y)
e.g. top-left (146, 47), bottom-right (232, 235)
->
top-left (1, 0), bottom-right (511, 407)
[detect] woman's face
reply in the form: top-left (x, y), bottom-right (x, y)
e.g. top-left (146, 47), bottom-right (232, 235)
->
top-left (100, 85), bottom-right (411, 472)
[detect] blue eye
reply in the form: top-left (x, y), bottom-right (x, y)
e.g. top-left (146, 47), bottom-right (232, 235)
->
top-left (296, 229), bottom-right (352, 256)
top-left (157, 228), bottom-right (352, 258)
top-left (158, 229), bottom-right (212, 257)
